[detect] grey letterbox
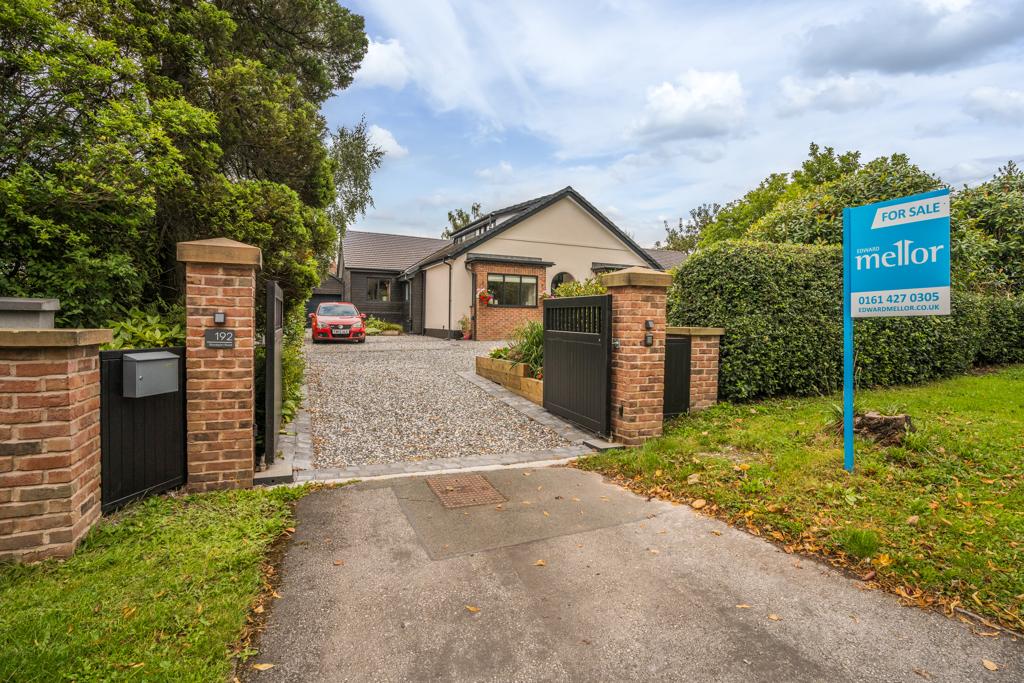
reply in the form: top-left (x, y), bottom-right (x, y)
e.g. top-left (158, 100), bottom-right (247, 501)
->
top-left (123, 351), bottom-right (179, 398)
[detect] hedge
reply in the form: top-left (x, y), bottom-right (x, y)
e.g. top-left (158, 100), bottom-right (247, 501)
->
top-left (669, 241), bottom-right (1023, 401)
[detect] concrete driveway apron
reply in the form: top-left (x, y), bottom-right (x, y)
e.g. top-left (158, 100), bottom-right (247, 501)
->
top-left (248, 468), bottom-right (1023, 682)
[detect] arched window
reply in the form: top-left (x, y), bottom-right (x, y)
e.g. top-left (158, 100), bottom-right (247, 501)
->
top-left (551, 272), bottom-right (574, 291)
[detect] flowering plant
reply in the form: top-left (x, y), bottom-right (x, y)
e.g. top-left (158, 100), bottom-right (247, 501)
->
top-left (477, 288), bottom-right (495, 305)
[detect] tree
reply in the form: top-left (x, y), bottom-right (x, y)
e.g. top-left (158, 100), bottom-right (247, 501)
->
top-left (655, 203), bottom-right (720, 254)
top-left (0, 0), bottom-right (376, 326)
top-left (442, 202), bottom-right (483, 238)
top-left (698, 143), bottom-right (862, 246)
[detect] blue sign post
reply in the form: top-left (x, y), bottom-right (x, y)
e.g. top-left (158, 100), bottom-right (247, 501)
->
top-left (842, 189), bottom-right (951, 471)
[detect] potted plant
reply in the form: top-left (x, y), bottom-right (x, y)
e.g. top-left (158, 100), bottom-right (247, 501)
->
top-left (477, 288), bottom-right (495, 306)
top-left (459, 314), bottom-right (473, 340)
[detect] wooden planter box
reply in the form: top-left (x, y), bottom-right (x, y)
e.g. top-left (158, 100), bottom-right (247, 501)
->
top-left (475, 356), bottom-right (543, 405)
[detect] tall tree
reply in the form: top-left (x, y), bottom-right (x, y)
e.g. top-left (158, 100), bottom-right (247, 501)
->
top-left (0, 0), bottom-right (377, 326)
top-left (442, 202), bottom-right (483, 238)
top-left (655, 203), bottom-right (720, 254)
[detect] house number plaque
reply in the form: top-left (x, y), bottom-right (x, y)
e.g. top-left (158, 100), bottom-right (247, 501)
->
top-left (204, 329), bottom-right (235, 349)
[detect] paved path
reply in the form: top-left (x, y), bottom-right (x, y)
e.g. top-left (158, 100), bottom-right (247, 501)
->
top-left (249, 468), bottom-right (1022, 682)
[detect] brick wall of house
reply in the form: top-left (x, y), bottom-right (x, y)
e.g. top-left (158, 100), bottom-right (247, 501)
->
top-left (469, 261), bottom-right (548, 341)
top-left (178, 238), bottom-right (261, 492)
top-left (0, 330), bottom-right (109, 562)
top-left (689, 334), bottom-right (721, 411)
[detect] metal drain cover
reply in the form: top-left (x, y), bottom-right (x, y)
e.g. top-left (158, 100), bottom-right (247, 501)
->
top-left (426, 474), bottom-right (506, 509)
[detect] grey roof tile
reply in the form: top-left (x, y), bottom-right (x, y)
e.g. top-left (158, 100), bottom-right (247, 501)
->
top-left (342, 231), bottom-right (451, 272)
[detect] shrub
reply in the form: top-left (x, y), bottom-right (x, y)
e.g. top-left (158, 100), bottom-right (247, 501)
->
top-left (671, 241), bottom-right (1019, 400)
top-left (105, 306), bottom-right (185, 349)
top-left (554, 276), bottom-right (606, 297)
top-left (365, 316), bottom-right (402, 333)
top-left (504, 321), bottom-right (544, 378)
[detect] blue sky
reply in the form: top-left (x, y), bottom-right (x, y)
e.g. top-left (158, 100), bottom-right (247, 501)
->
top-left (322, 0), bottom-right (1024, 246)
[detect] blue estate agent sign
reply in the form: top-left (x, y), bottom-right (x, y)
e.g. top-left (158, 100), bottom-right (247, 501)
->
top-left (847, 188), bottom-right (951, 318)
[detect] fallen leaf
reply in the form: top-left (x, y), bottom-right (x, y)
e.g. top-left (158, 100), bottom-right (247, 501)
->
top-left (767, 614), bottom-right (782, 621)
top-left (738, 463), bottom-right (751, 471)
top-left (913, 668), bottom-right (931, 680)
top-left (736, 604), bottom-right (751, 609)
top-left (770, 531), bottom-right (785, 541)
top-left (534, 560), bottom-right (546, 567)
top-left (654, 469), bottom-right (663, 477)
top-left (982, 660), bottom-right (998, 671)
top-left (906, 515), bottom-right (920, 526)
top-left (648, 548), bottom-right (659, 555)
top-left (691, 499), bottom-right (707, 510)
top-left (522, 472), bottom-right (531, 477)
top-left (252, 663), bottom-right (274, 671)
top-left (687, 473), bottom-right (701, 484)
top-left (285, 527), bottom-right (295, 533)
top-left (571, 496), bottom-right (581, 502)
top-left (465, 605), bottom-right (480, 613)
top-left (543, 511), bottom-right (550, 517)
top-left (860, 570), bottom-right (877, 582)
top-left (711, 530), bottom-right (722, 536)
top-left (254, 605), bottom-right (264, 614)
top-left (657, 529), bottom-right (668, 535)
top-left (271, 591), bottom-right (282, 599)
top-left (333, 560), bottom-right (344, 566)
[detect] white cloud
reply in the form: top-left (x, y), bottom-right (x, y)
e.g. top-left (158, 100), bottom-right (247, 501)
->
top-left (631, 70), bottom-right (746, 142)
top-left (964, 87), bottom-right (1024, 124)
top-left (779, 75), bottom-right (880, 115)
top-left (475, 160), bottom-right (514, 180)
top-left (355, 38), bottom-right (410, 90)
top-left (368, 125), bottom-right (408, 158)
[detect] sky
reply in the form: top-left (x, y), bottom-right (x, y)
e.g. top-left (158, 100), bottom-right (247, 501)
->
top-left (323, 0), bottom-right (1024, 247)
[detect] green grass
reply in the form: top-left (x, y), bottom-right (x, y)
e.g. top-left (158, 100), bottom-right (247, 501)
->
top-left (0, 486), bottom-right (308, 682)
top-left (578, 365), bottom-right (1024, 630)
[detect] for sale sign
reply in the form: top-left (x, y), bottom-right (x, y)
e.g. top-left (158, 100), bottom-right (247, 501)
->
top-left (847, 189), bottom-right (951, 318)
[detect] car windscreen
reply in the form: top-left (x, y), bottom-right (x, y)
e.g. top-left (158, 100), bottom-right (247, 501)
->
top-left (317, 304), bottom-right (358, 316)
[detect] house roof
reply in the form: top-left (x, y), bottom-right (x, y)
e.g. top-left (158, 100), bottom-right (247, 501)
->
top-left (403, 187), bottom-right (663, 275)
top-left (342, 231), bottom-right (451, 272)
top-left (645, 248), bottom-right (688, 270)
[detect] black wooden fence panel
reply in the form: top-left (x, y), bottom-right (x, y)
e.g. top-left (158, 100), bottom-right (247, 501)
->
top-left (542, 295), bottom-right (612, 436)
top-left (99, 347), bottom-right (186, 513)
top-left (664, 335), bottom-right (692, 418)
top-left (260, 280), bottom-right (284, 468)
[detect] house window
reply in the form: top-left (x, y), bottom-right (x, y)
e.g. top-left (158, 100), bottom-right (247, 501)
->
top-left (551, 272), bottom-right (574, 290)
top-left (487, 273), bottom-right (538, 307)
top-left (367, 277), bottom-right (391, 302)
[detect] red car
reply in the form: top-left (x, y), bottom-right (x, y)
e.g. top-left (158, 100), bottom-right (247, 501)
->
top-left (309, 302), bottom-right (367, 343)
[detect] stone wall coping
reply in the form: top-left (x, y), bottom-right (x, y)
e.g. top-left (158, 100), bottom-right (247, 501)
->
top-left (667, 326), bottom-right (725, 337)
top-left (177, 237), bottom-right (262, 268)
top-left (0, 297), bottom-right (60, 311)
top-left (602, 266), bottom-right (672, 289)
top-left (0, 328), bottom-right (112, 347)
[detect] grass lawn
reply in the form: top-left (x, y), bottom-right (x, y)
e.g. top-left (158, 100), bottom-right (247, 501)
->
top-left (0, 486), bottom-right (307, 682)
top-left (578, 365), bottom-right (1024, 631)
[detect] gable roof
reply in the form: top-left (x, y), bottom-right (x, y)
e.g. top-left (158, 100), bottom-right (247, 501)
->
top-left (645, 248), bottom-right (688, 270)
top-left (403, 186), bottom-right (663, 274)
top-left (342, 231), bottom-right (451, 272)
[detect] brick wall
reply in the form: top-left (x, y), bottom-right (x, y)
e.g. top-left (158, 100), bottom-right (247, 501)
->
top-left (178, 238), bottom-right (261, 492)
top-left (469, 261), bottom-right (547, 341)
top-left (689, 334), bottom-right (721, 411)
top-left (0, 329), bottom-right (109, 562)
top-left (603, 268), bottom-right (672, 446)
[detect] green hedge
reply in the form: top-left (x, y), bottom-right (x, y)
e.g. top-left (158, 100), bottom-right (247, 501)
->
top-left (670, 241), bottom-right (1023, 400)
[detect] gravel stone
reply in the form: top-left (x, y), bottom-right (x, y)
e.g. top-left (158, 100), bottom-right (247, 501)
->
top-left (305, 335), bottom-right (570, 468)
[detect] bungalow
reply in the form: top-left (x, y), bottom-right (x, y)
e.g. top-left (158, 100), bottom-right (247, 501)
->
top-left (328, 186), bottom-right (685, 340)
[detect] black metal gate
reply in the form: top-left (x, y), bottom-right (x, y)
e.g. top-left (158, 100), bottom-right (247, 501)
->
top-left (664, 335), bottom-right (692, 418)
top-left (99, 347), bottom-right (186, 513)
top-left (259, 280), bottom-right (284, 469)
top-left (542, 294), bottom-right (612, 436)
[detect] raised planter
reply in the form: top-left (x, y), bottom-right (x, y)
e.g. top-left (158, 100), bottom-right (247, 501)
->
top-left (475, 356), bottom-right (542, 405)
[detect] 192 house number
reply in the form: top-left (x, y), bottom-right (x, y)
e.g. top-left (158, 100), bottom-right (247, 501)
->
top-left (204, 329), bottom-right (235, 349)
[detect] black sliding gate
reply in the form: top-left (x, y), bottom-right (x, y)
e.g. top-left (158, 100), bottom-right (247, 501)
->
top-left (99, 347), bottom-right (187, 513)
top-left (259, 279), bottom-right (284, 469)
top-left (664, 335), bottom-right (692, 418)
top-left (542, 295), bottom-right (612, 436)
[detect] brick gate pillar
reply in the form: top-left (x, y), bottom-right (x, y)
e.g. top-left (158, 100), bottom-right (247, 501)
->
top-left (0, 328), bottom-right (110, 562)
top-left (603, 267), bottom-right (673, 446)
top-left (177, 238), bottom-right (262, 492)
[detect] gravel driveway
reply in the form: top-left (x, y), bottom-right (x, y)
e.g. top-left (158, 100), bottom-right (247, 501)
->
top-left (305, 335), bottom-right (570, 468)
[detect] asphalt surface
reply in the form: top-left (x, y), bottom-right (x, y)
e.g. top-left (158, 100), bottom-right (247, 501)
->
top-left (248, 467), bottom-right (1023, 682)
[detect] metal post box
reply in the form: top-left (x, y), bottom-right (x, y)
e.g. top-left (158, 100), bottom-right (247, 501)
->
top-left (123, 351), bottom-right (179, 398)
